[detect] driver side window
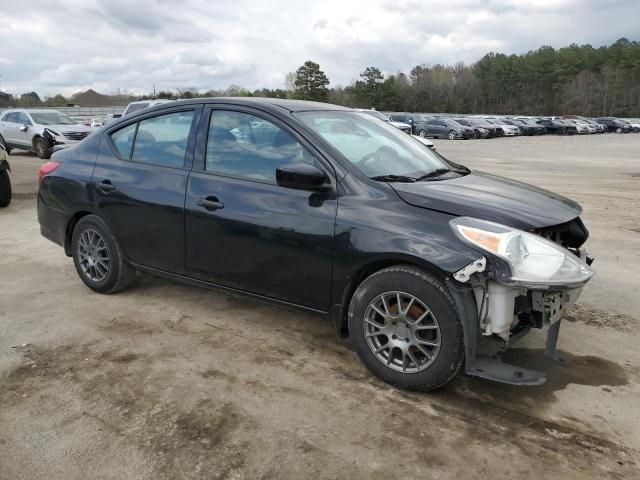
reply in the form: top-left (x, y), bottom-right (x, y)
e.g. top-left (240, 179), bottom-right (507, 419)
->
top-left (17, 113), bottom-right (32, 126)
top-left (205, 110), bottom-right (314, 183)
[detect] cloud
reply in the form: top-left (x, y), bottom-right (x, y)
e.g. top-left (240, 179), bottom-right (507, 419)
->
top-left (0, 0), bottom-right (638, 96)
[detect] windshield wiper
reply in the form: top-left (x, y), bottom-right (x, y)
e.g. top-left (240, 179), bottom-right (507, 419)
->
top-left (370, 174), bottom-right (417, 183)
top-left (415, 168), bottom-right (451, 180)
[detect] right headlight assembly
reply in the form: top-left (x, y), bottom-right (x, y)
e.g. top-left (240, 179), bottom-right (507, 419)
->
top-left (450, 217), bottom-right (594, 288)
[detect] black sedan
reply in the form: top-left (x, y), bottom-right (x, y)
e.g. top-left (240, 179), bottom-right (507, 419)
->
top-left (423, 118), bottom-right (475, 139)
top-left (454, 118), bottom-right (490, 138)
top-left (512, 118), bottom-right (547, 135)
top-left (595, 117), bottom-right (633, 133)
top-left (463, 118), bottom-right (503, 137)
top-left (38, 98), bottom-right (594, 390)
top-left (535, 118), bottom-right (567, 135)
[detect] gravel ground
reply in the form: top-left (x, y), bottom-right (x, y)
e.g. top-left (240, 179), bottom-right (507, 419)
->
top-left (1, 134), bottom-right (639, 479)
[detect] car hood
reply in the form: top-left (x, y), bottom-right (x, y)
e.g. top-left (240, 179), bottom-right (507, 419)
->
top-left (390, 170), bottom-right (582, 230)
top-left (45, 124), bottom-right (93, 133)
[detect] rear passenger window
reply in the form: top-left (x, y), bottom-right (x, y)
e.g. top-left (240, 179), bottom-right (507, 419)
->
top-left (132, 111), bottom-right (194, 167)
top-left (110, 123), bottom-right (137, 158)
top-left (205, 110), bottom-right (313, 183)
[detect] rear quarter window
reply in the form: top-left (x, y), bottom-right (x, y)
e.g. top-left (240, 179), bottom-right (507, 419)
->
top-left (110, 123), bottom-right (137, 158)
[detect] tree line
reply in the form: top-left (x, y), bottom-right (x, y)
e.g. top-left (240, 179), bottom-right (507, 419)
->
top-left (1, 38), bottom-right (639, 116)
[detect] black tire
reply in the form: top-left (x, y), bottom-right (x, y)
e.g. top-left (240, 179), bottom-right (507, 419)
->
top-left (418, 129), bottom-right (426, 137)
top-left (348, 265), bottom-right (464, 391)
top-left (0, 169), bottom-right (11, 208)
top-left (448, 130), bottom-right (457, 140)
top-left (71, 215), bottom-right (135, 294)
top-left (33, 137), bottom-right (52, 159)
top-left (0, 135), bottom-right (11, 154)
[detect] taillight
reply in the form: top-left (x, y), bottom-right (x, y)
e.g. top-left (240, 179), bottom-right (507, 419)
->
top-left (38, 161), bottom-right (61, 184)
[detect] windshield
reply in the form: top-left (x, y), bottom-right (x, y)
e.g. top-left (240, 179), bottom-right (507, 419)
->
top-left (296, 111), bottom-right (450, 178)
top-left (30, 112), bottom-right (77, 125)
top-left (361, 110), bottom-right (389, 122)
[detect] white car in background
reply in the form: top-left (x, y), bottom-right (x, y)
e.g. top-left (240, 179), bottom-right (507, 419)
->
top-left (566, 119), bottom-right (592, 134)
top-left (0, 109), bottom-right (92, 159)
top-left (411, 134), bottom-right (435, 150)
top-left (355, 109), bottom-right (413, 134)
top-left (481, 118), bottom-right (521, 136)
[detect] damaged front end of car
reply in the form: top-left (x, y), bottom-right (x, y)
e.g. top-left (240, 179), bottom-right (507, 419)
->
top-left (447, 216), bottom-right (594, 385)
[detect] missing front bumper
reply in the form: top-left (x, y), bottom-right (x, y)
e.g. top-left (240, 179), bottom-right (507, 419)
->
top-left (447, 272), bottom-right (590, 386)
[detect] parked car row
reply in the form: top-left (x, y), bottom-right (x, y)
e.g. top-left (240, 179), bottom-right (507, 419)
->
top-left (385, 112), bottom-right (640, 140)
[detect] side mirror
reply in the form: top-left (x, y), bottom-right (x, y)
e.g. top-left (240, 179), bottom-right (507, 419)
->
top-left (276, 163), bottom-right (332, 192)
top-left (20, 124), bottom-right (29, 132)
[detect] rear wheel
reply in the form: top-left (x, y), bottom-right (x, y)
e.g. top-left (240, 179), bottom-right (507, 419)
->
top-left (418, 130), bottom-right (426, 137)
top-left (0, 169), bottom-right (11, 207)
top-left (71, 215), bottom-right (135, 293)
top-left (348, 266), bottom-right (464, 391)
top-left (33, 137), bottom-right (52, 159)
top-left (448, 130), bottom-right (457, 140)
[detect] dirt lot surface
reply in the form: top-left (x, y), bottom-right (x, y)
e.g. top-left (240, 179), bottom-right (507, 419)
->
top-left (1, 135), bottom-right (639, 479)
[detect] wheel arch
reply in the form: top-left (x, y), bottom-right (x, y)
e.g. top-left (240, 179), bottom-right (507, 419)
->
top-left (64, 210), bottom-right (94, 256)
top-left (333, 256), bottom-right (449, 339)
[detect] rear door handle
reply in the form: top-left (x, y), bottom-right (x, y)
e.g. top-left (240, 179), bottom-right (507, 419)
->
top-left (196, 197), bottom-right (224, 211)
top-left (96, 180), bottom-right (115, 194)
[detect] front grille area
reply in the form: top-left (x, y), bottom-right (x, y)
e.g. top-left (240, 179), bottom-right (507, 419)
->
top-left (62, 131), bottom-right (90, 141)
top-left (532, 217), bottom-right (589, 249)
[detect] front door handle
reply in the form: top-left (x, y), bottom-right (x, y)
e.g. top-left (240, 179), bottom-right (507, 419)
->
top-left (96, 180), bottom-right (115, 194)
top-left (196, 196), bottom-right (224, 211)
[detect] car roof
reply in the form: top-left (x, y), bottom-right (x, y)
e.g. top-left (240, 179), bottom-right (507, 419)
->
top-left (145, 97), bottom-right (351, 113)
top-left (1, 108), bottom-right (62, 113)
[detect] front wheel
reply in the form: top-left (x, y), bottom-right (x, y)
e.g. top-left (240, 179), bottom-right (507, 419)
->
top-left (448, 130), bottom-right (457, 140)
top-left (348, 266), bottom-right (464, 391)
top-left (0, 169), bottom-right (11, 207)
top-left (71, 215), bottom-right (135, 294)
top-left (33, 137), bottom-right (52, 159)
top-left (418, 130), bottom-right (426, 137)
top-left (616, 127), bottom-right (623, 134)
top-left (0, 135), bottom-right (11, 155)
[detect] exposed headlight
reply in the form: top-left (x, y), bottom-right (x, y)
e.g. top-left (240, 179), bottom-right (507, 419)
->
top-left (450, 217), bottom-right (594, 288)
top-left (44, 128), bottom-right (61, 137)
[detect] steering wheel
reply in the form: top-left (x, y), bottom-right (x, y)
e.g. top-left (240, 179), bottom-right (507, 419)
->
top-left (356, 146), bottom-right (399, 169)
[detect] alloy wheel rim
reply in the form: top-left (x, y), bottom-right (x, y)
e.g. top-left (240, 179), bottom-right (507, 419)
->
top-left (77, 228), bottom-right (110, 282)
top-left (35, 142), bottom-right (44, 156)
top-left (448, 131), bottom-right (455, 140)
top-left (363, 291), bottom-right (441, 373)
top-left (419, 130), bottom-right (426, 137)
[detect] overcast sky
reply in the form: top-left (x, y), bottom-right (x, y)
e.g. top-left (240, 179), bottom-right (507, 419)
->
top-left (0, 0), bottom-right (638, 97)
